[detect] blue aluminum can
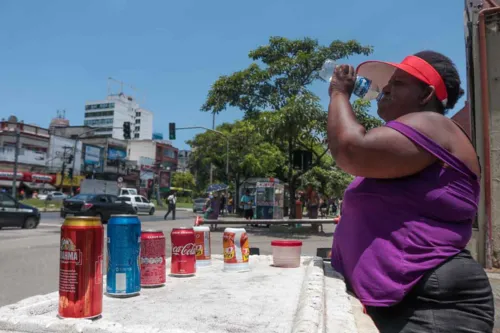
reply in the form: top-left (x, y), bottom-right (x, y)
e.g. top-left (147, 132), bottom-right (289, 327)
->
top-left (106, 214), bottom-right (141, 297)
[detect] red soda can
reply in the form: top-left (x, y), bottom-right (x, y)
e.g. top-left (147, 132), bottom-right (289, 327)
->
top-left (170, 227), bottom-right (196, 276)
top-left (58, 216), bottom-right (103, 319)
top-left (140, 230), bottom-right (166, 287)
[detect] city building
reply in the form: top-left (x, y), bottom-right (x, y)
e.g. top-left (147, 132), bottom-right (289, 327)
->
top-left (0, 116), bottom-right (55, 192)
top-left (84, 93), bottom-right (153, 140)
top-left (128, 139), bottom-right (178, 195)
top-left (177, 150), bottom-right (192, 172)
top-left (0, 116), bottom-right (49, 173)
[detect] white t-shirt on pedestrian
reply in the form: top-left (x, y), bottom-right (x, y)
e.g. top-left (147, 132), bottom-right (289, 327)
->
top-left (168, 195), bottom-right (176, 205)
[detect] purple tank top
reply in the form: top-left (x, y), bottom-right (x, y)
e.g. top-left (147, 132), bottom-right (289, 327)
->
top-left (331, 121), bottom-right (480, 306)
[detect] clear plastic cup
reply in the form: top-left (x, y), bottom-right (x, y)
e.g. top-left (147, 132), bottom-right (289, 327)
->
top-left (271, 240), bottom-right (302, 268)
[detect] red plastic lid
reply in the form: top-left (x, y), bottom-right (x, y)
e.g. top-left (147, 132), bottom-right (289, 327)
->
top-left (271, 240), bottom-right (303, 247)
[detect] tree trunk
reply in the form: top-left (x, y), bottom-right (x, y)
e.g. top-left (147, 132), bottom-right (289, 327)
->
top-left (288, 139), bottom-right (296, 218)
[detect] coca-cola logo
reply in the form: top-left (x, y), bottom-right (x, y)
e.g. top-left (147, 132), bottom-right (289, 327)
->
top-left (172, 243), bottom-right (196, 256)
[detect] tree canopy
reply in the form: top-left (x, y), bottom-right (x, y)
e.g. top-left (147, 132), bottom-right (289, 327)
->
top-left (195, 36), bottom-right (380, 215)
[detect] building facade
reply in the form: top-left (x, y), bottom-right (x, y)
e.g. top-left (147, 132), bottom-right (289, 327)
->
top-left (84, 93), bottom-right (153, 140)
top-left (177, 150), bottom-right (192, 172)
top-left (0, 119), bottom-right (55, 192)
top-left (0, 119), bottom-right (50, 173)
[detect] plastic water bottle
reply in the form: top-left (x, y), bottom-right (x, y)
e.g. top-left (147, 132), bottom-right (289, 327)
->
top-left (319, 59), bottom-right (381, 100)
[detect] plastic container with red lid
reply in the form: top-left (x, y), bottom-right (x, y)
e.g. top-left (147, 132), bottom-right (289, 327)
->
top-left (271, 240), bottom-right (303, 268)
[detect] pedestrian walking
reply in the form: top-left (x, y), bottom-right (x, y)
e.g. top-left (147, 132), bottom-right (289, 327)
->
top-left (163, 192), bottom-right (176, 220)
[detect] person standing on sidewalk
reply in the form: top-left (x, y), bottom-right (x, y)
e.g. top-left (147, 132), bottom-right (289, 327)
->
top-left (328, 51), bottom-right (493, 332)
top-left (163, 192), bottom-right (176, 220)
top-left (240, 189), bottom-right (253, 221)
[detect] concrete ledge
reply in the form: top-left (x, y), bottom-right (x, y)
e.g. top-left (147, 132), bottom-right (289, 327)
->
top-left (0, 255), bottom-right (359, 333)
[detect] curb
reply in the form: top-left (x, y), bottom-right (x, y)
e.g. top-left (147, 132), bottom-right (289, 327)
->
top-left (292, 257), bottom-right (326, 333)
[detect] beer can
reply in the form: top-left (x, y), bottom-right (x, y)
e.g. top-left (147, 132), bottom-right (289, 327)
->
top-left (193, 226), bottom-right (211, 267)
top-left (170, 227), bottom-right (196, 276)
top-left (141, 230), bottom-right (166, 287)
top-left (106, 215), bottom-right (141, 297)
top-left (223, 227), bottom-right (250, 272)
top-left (58, 216), bottom-right (103, 319)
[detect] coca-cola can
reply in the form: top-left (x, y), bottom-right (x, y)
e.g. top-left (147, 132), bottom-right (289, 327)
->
top-left (170, 227), bottom-right (196, 276)
top-left (141, 230), bottom-right (166, 287)
top-left (59, 216), bottom-right (103, 319)
top-left (193, 226), bottom-right (211, 267)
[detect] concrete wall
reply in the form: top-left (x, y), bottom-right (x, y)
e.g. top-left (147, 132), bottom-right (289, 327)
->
top-left (485, 14), bottom-right (500, 267)
top-left (127, 140), bottom-right (156, 162)
top-left (137, 108), bottom-right (153, 140)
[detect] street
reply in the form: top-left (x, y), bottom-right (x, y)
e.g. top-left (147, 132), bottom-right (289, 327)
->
top-left (0, 211), bottom-right (335, 307)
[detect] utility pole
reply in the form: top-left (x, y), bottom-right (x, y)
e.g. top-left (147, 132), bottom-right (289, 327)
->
top-left (209, 113), bottom-right (215, 184)
top-left (11, 128), bottom-right (20, 198)
top-left (59, 146), bottom-right (72, 191)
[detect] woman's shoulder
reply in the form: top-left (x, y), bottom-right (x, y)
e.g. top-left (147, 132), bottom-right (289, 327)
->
top-left (393, 112), bottom-right (458, 150)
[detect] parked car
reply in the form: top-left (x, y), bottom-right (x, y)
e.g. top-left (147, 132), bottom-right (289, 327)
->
top-left (38, 191), bottom-right (67, 201)
top-left (118, 195), bottom-right (155, 215)
top-left (60, 194), bottom-right (135, 222)
top-left (193, 198), bottom-right (207, 213)
top-left (0, 192), bottom-right (40, 229)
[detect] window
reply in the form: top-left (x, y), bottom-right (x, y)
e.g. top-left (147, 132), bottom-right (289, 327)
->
top-left (135, 111), bottom-right (141, 117)
top-left (134, 133), bottom-right (140, 138)
top-left (135, 119), bottom-right (141, 124)
top-left (119, 197), bottom-right (131, 202)
top-left (85, 111), bottom-right (114, 118)
top-left (72, 194), bottom-right (95, 201)
top-left (0, 193), bottom-right (16, 207)
top-left (96, 195), bottom-right (108, 203)
top-left (85, 103), bottom-right (115, 110)
top-left (135, 126), bottom-right (140, 131)
top-left (107, 195), bottom-right (118, 203)
top-left (134, 196), bottom-right (142, 203)
top-left (84, 118), bottom-right (113, 126)
top-left (141, 197), bottom-right (150, 203)
top-left (163, 149), bottom-right (176, 159)
top-left (95, 127), bottom-right (113, 132)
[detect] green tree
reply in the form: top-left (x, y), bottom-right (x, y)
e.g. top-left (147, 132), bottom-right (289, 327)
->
top-left (172, 171), bottom-right (195, 190)
top-left (201, 36), bottom-right (373, 217)
top-left (187, 119), bottom-right (285, 205)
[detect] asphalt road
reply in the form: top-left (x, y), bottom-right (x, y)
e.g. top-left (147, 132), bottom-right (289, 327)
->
top-left (0, 211), bottom-right (335, 307)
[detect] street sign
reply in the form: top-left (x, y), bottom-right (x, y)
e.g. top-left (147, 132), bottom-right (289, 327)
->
top-left (117, 182), bottom-right (125, 188)
top-left (117, 177), bottom-right (123, 183)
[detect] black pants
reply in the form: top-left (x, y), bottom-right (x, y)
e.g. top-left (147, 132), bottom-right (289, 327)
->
top-left (364, 250), bottom-right (494, 333)
top-left (164, 203), bottom-right (176, 220)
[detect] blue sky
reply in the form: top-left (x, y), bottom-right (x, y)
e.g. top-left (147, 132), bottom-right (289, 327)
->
top-left (0, 0), bottom-right (465, 150)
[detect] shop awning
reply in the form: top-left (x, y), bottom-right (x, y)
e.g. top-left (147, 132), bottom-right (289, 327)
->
top-left (23, 182), bottom-right (56, 190)
top-left (0, 180), bottom-right (20, 188)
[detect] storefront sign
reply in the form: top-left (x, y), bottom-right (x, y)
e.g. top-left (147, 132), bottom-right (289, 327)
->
top-left (107, 147), bottom-right (127, 160)
top-left (256, 182), bottom-right (275, 188)
top-left (55, 174), bottom-right (86, 187)
top-left (31, 174), bottom-right (55, 183)
top-left (84, 145), bottom-right (101, 165)
top-left (0, 171), bottom-right (23, 180)
top-left (159, 171), bottom-right (170, 192)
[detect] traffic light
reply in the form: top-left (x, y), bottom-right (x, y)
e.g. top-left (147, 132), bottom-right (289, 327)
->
top-left (68, 168), bottom-right (73, 179)
top-left (169, 122), bottom-right (176, 140)
top-left (67, 154), bottom-right (73, 164)
top-left (123, 122), bottom-right (131, 140)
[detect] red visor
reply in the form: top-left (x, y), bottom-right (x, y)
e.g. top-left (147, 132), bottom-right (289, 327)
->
top-left (356, 55), bottom-right (448, 106)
